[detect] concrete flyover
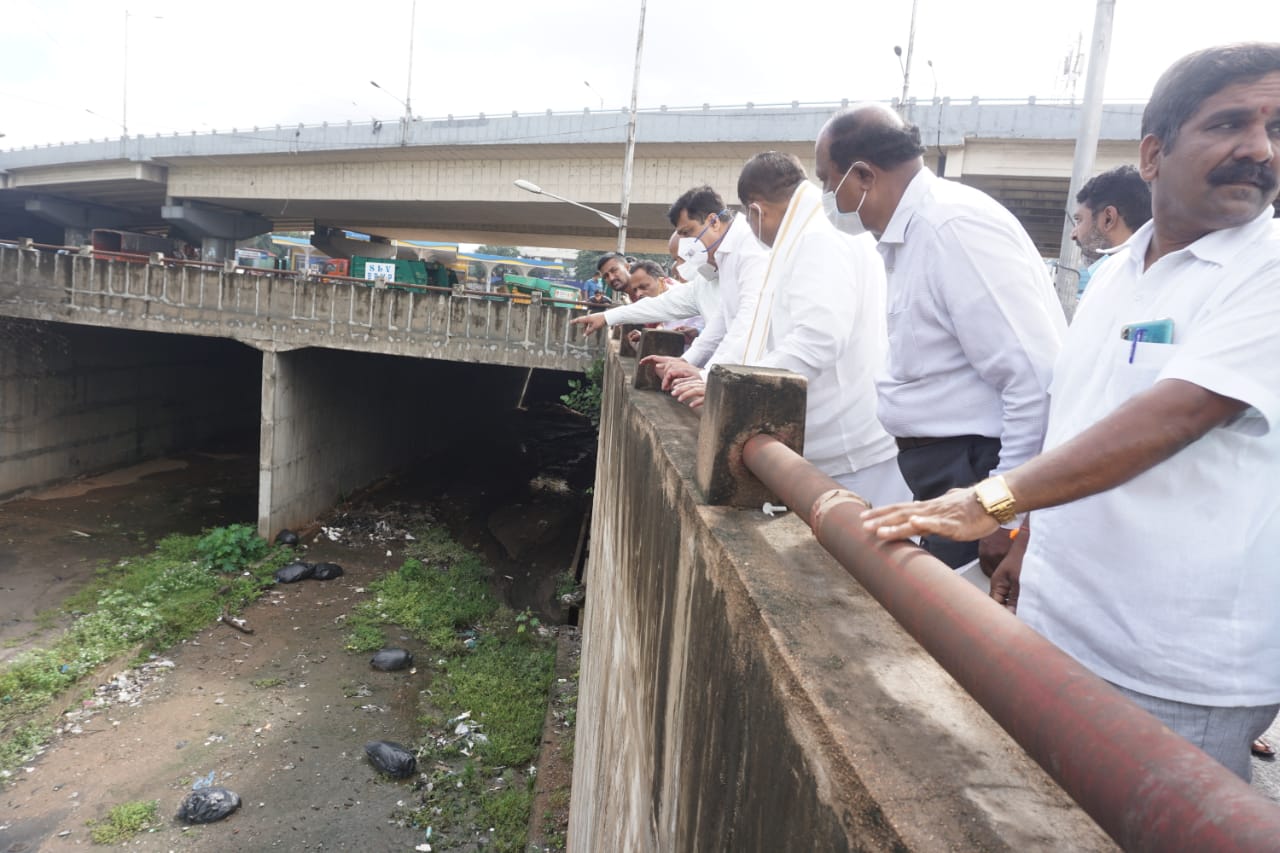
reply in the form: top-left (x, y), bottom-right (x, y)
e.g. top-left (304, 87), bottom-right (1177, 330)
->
top-left (0, 99), bottom-right (1146, 254)
top-left (0, 242), bottom-right (603, 534)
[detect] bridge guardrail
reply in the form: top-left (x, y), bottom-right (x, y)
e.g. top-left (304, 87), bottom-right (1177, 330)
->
top-left (694, 361), bottom-right (1280, 852)
top-left (0, 242), bottom-right (605, 369)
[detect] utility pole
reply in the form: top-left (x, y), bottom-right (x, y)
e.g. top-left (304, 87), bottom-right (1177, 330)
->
top-left (1054, 0), bottom-right (1115, 320)
top-left (617, 0), bottom-right (647, 255)
top-left (896, 0), bottom-right (919, 113)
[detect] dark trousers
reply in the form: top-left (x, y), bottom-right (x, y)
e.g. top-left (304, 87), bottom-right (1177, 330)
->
top-left (895, 435), bottom-right (1002, 569)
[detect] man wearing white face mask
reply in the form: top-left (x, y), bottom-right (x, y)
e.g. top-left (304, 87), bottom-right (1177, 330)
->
top-left (570, 233), bottom-right (718, 361)
top-left (815, 105), bottom-right (1066, 581)
top-left (640, 186), bottom-right (769, 386)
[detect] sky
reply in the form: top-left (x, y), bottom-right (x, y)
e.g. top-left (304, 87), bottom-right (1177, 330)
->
top-left (2, 0), bottom-right (1278, 151)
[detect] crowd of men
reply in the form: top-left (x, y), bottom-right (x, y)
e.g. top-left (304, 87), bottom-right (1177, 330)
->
top-left (569, 43), bottom-right (1280, 783)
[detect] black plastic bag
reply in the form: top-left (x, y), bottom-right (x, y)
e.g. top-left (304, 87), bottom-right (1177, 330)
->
top-left (274, 529), bottom-right (300, 547)
top-left (365, 740), bottom-right (416, 778)
top-left (177, 787), bottom-right (241, 824)
top-left (311, 562), bottom-right (345, 581)
top-left (274, 561), bottom-right (314, 583)
top-left (370, 648), bottom-right (413, 671)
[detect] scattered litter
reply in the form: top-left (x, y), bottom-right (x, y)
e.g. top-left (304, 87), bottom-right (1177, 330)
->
top-left (370, 648), bottom-right (413, 672)
top-left (218, 608), bottom-right (253, 634)
top-left (322, 526), bottom-right (346, 542)
top-left (70, 529), bottom-right (91, 538)
top-left (193, 770), bottom-right (217, 790)
top-left (274, 562), bottom-right (315, 583)
top-left (58, 830), bottom-right (72, 837)
top-left (311, 562), bottom-right (345, 580)
top-left (762, 502), bottom-right (788, 517)
top-left (364, 741), bottom-right (417, 778)
top-left (177, 787), bottom-right (241, 824)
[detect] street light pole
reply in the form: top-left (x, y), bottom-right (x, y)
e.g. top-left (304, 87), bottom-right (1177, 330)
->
top-left (894, 0), bottom-right (919, 113)
top-left (513, 179), bottom-right (622, 229)
top-left (617, 0), bottom-right (647, 255)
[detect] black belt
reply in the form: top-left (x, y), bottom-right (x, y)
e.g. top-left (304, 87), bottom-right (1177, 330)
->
top-left (895, 436), bottom-right (954, 451)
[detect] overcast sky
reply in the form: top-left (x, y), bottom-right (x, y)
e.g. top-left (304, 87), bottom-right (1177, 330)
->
top-left (2, 0), bottom-right (1277, 151)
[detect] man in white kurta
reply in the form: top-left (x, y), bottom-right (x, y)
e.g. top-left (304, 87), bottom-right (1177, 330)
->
top-left (726, 151), bottom-right (908, 506)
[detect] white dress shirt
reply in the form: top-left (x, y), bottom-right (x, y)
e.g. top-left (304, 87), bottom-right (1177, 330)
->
top-left (694, 214), bottom-right (770, 370)
top-left (1019, 209), bottom-right (1280, 706)
top-left (875, 169), bottom-right (1067, 474)
top-left (601, 278), bottom-right (718, 362)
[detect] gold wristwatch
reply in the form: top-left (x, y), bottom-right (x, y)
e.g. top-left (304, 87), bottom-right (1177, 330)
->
top-left (973, 475), bottom-right (1017, 525)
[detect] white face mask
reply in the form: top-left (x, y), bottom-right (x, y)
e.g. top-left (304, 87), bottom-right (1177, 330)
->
top-left (676, 235), bottom-right (717, 282)
top-left (822, 162), bottom-right (869, 236)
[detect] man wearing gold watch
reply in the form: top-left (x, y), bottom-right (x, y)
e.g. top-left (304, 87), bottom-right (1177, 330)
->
top-left (863, 43), bottom-right (1280, 782)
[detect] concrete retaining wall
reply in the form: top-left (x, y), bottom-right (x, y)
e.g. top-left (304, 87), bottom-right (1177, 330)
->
top-left (569, 347), bottom-right (1115, 852)
top-left (0, 319), bottom-right (259, 499)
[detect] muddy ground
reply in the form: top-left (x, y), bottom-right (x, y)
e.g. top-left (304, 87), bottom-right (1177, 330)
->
top-left (0, 402), bottom-right (594, 852)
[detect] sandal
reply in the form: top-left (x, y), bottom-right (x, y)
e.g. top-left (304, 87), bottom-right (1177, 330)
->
top-left (1252, 738), bottom-right (1275, 759)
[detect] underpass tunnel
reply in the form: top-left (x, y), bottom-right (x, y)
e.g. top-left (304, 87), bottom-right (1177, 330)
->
top-left (0, 321), bottom-right (554, 540)
top-left (0, 320), bottom-right (262, 503)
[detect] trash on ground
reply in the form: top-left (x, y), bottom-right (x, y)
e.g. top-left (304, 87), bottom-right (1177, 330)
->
top-left (274, 529), bottom-right (300, 547)
top-left (192, 770), bottom-right (217, 790)
top-left (762, 502), bottom-right (788, 517)
top-left (177, 786), bottom-right (241, 824)
top-left (274, 561), bottom-right (315, 583)
top-left (364, 740), bottom-right (417, 778)
top-left (370, 648), bottom-right (413, 671)
top-left (311, 562), bottom-right (345, 580)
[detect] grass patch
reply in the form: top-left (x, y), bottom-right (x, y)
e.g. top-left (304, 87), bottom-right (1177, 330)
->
top-left (0, 527), bottom-right (291, 780)
top-left (88, 799), bottom-right (159, 844)
top-left (349, 526), bottom-right (557, 853)
top-left (250, 677), bottom-right (285, 689)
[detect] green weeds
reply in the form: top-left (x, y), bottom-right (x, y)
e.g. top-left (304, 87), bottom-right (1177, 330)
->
top-left (349, 526), bottom-right (557, 852)
top-left (87, 799), bottom-right (159, 844)
top-left (0, 528), bottom-right (290, 780)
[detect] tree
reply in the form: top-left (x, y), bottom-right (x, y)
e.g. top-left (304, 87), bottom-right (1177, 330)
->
top-left (573, 248), bottom-right (672, 283)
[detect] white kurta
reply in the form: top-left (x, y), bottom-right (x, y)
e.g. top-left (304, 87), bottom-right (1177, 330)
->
top-left (739, 181), bottom-right (899, 485)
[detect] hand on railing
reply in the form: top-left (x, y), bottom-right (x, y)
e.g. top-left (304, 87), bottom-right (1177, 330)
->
top-left (861, 488), bottom-right (999, 546)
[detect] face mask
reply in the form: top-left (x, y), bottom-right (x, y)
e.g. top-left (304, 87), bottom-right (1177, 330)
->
top-left (822, 163), bottom-right (869, 236)
top-left (676, 232), bottom-right (717, 282)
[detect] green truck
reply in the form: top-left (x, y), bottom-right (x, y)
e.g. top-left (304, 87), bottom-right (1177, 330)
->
top-left (502, 274), bottom-right (582, 308)
top-left (349, 256), bottom-right (454, 290)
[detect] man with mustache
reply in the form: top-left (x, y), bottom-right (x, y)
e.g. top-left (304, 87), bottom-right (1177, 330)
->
top-left (863, 43), bottom-right (1280, 780)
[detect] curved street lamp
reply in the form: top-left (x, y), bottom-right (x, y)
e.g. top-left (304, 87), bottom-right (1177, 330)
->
top-left (514, 179), bottom-right (623, 229)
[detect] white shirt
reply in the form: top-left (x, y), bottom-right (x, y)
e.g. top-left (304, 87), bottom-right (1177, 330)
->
top-left (741, 182), bottom-right (897, 479)
top-left (875, 169), bottom-right (1067, 474)
top-left (601, 278), bottom-right (717, 362)
top-left (695, 215), bottom-right (769, 370)
top-left (1019, 209), bottom-right (1280, 706)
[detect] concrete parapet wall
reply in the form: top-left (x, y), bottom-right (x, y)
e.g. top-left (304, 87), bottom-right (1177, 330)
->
top-left (0, 320), bottom-right (259, 500)
top-left (0, 247), bottom-right (602, 372)
top-left (570, 347), bottom-right (1114, 851)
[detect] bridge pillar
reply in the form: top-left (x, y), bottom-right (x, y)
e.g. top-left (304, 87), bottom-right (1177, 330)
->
top-left (23, 196), bottom-right (138, 248)
top-left (161, 200), bottom-right (271, 262)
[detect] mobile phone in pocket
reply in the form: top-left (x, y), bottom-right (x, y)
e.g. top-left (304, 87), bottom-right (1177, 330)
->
top-left (1120, 317), bottom-right (1173, 344)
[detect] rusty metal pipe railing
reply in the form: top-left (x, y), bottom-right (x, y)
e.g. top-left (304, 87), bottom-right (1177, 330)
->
top-left (742, 432), bottom-right (1280, 852)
